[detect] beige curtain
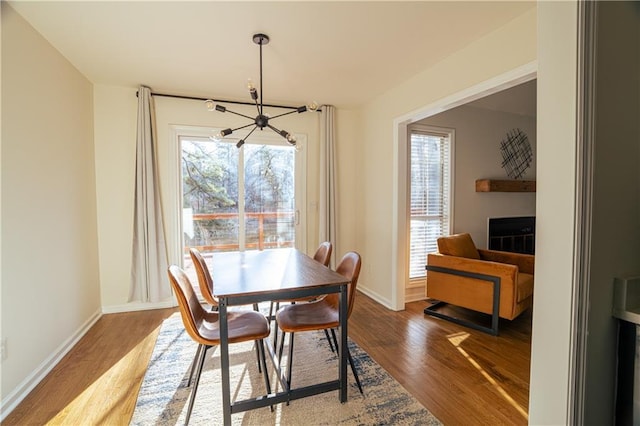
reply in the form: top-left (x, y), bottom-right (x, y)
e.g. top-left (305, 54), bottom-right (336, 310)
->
top-left (129, 86), bottom-right (170, 303)
top-left (319, 105), bottom-right (338, 267)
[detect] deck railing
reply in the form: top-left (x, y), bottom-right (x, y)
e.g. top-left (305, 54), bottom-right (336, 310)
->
top-left (185, 211), bottom-right (295, 252)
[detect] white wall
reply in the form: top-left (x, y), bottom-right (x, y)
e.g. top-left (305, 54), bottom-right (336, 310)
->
top-left (348, 8), bottom-right (537, 307)
top-left (94, 88), bottom-right (322, 310)
top-left (419, 104), bottom-right (537, 249)
top-left (1, 3), bottom-right (101, 414)
top-left (585, 2), bottom-right (640, 423)
top-left (529, 2), bottom-right (578, 424)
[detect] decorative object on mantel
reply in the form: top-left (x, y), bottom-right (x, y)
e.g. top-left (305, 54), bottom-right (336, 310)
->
top-left (205, 33), bottom-right (318, 148)
top-left (475, 179), bottom-right (536, 192)
top-left (500, 128), bottom-right (532, 179)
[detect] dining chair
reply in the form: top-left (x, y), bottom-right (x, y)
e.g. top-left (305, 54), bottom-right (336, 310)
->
top-left (275, 251), bottom-right (363, 393)
top-left (167, 265), bottom-right (272, 425)
top-left (189, 248), bottom-right (218, 308)
top-left (269, 242), bottom-right (333, 346)
top-left (189, 248), bottom-right (263, 383)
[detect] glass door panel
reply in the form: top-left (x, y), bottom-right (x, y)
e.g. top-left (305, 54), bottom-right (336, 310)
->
top-left (243, 144), bottom-right (296, 250)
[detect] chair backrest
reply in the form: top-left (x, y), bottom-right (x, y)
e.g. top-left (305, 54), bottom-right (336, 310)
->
top-left (313, 241), bottom-right (333, 267)
top-left (189, 248), bottom-right (217, 306)
top-left (327, 251), bottom-right (362, 318)
top-left (437, 233), bottom-right (481, 260)
top-left (167, 264), bottom-right (217, 345)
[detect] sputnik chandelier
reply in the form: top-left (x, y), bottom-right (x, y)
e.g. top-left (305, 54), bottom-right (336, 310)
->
top-left (205, 33), bottom-right (317, 149)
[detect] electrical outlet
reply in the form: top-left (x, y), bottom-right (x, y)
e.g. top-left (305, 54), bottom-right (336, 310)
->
top-left (1, 338), bottom-right (7, 362)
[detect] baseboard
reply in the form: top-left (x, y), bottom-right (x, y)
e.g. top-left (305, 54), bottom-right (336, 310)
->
top-left (0, 309), bottom-right (102, 422)
top-left (357, 286), bottom-right (396, 310)
top-left (101, 299), bottom-right (176, 314)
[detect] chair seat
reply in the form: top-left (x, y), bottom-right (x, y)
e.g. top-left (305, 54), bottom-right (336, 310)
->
top-left (517, 272), bottom-right (534, 303)
top-left (276, 298), bottom-right (339, 333)
top-left (197, 309), bottom-right (270, 344)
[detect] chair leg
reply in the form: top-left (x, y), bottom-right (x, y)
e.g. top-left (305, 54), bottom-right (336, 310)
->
top-left (330, 329), bottom-right (363, 394)
top-left (255, 341), bottom-right (262, 374)
top-left (257, 339), bottom-right (274, 412)
top-left (186, 344), bottom-right (209, 425)
top-left (286, 332), bottom-right (295, 388)
top-left (272, 301), bottom-right (280, 348)
top-left (187, 344), bottom-right (204, 387)
top-left (278, 329), bottom-right (286, 363)
top-left (324, 329), bottom-right (335, 353)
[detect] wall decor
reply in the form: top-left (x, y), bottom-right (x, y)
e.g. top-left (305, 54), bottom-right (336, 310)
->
top-left (500, 128), bottom-right (532, 179)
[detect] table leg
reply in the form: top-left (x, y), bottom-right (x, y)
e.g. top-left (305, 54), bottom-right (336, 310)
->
top-left (339, 284), bottom-right (348, 403)
top-left (219, 297), bottom-right (232, 425)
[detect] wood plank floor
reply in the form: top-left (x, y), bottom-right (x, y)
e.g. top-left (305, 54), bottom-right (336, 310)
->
top-left (3, 293), bottom-right (531, 425)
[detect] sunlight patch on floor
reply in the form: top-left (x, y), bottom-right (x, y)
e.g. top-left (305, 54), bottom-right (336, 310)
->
top-left (447, 331), bottom-right (528, 421)
top-left (48, 328), bottom-right (160, 425)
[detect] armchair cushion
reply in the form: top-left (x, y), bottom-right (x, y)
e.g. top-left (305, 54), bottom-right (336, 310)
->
top-left (517, 272), bottom-right (534, 303)
top-left (437, 233), bottom-right (480, 260)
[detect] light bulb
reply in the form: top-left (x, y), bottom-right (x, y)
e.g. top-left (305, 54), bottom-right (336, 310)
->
top-left (209, 133), bottom-right (222, 142)
top-left (307, 101), bottom-right (319, 111)
top-left (287, 134), bottom-right (297, 144)
top-left (205, 99), bottom-right (215, 111)
top-left (247, 79), bottom-right (254, 90)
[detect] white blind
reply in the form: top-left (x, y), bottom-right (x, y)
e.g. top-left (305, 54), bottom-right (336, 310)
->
top-left (409, 130), bottom-right (451, 279)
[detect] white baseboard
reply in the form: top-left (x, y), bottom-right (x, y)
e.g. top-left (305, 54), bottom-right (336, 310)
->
top-left (101, 299), bottom-right (176, 314)
top-left (356, 286), bottom-right (397, 311)
top-left (0, 309), bottom-right (102, 422)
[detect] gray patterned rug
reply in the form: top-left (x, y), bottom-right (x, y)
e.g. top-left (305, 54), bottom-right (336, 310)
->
top-left (131, 312), bottom-right (441, 425)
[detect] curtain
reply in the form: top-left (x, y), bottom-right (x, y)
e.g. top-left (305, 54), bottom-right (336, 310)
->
top-left (319, 105), bottom-right (338, 267)
top-left (129, 86), bottom-right (171, 303)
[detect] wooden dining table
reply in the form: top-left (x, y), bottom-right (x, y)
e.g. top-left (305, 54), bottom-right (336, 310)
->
top-left (211, 248), bottom-right (351, 425)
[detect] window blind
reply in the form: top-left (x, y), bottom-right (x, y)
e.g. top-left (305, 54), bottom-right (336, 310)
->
top-left (408, 130), bottom-right (451, 279)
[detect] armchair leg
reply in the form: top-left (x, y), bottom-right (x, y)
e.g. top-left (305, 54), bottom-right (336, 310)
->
top-left (424, 265), bottom-right (501, 336)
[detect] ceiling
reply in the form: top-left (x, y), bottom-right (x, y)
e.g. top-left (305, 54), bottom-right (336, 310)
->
top-left (467, 79), bottom-right (536, 117)
top-left (8, 1), bottom-right (535, 108)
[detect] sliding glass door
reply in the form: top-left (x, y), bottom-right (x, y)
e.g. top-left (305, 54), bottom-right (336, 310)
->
top-left (180, 134), bottom-right (302, 254)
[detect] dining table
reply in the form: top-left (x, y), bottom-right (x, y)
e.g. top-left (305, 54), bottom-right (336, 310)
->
top-left (210, 247), bottom-right (351, 425)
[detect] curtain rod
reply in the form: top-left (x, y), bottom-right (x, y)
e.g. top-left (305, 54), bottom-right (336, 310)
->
top-left (136, 90), bottom-right (307, 110)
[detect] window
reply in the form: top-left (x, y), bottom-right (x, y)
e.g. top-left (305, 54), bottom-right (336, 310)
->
top-left (177, 128), bottom-right (306, 256)
top-left (408, 126), bottom-right (453, 280)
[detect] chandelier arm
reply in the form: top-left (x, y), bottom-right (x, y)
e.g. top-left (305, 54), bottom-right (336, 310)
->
top-left (224, 109), bottom-right (256, 121)
top-left (244, 125), bottom-right (259, 140)
top-left (252, 97), bottom-right (261, 116)
top-left (266, 123), bottom-right (284, 135)
top-left (230, 122), bottom-right (257, 133)
top-left (236, 125), bottom-right (259, 148)
top-left (268, 108), bottom-right (305, 120)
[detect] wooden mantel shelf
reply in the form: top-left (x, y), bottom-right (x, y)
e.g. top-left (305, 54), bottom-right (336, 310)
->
top-left (475, 179), bottom-right (536, 192)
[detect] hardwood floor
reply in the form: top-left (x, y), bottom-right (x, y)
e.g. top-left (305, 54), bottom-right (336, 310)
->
top-left (3, 293), bottom-right (531, 425)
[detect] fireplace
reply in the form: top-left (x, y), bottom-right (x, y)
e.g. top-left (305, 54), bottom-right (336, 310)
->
top-left (487, 216), bottom-right (535, 254)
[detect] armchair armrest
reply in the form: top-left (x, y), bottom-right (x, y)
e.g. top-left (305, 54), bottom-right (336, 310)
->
top-left (477, 249), bottom-right (535, 274)
top-left (428, 252), bottom-right (518, 282)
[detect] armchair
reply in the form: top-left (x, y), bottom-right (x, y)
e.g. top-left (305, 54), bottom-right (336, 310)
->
top-left (425, 233), bottom-right (534, 335)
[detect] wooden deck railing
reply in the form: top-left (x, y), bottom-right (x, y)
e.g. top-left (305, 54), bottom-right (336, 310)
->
top-left (185, 211), bottom-right (295, 252)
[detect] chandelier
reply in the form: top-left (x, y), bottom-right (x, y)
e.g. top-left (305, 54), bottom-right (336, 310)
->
top-left (205, 33), bottom-right (317, 149)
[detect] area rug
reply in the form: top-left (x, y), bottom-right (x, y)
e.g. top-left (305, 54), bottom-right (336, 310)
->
top-left (131, 313), bottom-right (441, 425)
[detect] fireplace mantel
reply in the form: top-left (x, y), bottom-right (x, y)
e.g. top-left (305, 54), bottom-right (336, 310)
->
top-left (475, 179), bottom-right (536, 192)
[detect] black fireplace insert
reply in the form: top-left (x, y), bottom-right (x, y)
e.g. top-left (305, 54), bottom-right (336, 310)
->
top-left (487, 216), bottom-right (535, 255)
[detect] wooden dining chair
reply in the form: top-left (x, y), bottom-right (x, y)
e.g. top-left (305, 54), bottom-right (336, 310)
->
top-left (275, 251), bottom-right (363, 393)
top-left (167, 265), bottom-right (272, 425)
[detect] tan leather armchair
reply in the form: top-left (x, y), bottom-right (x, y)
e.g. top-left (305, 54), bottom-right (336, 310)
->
top-left (425, 233), bottom-right (534, 335)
